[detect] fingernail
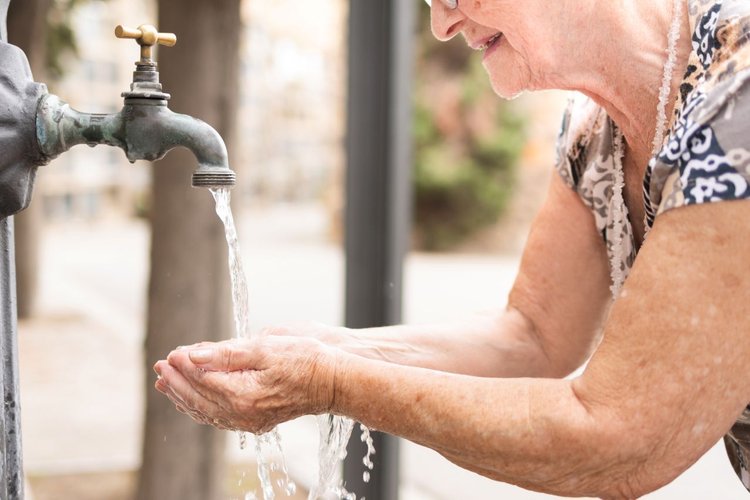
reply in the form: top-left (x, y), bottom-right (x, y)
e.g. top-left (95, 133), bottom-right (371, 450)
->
top-left (155, 379), bottom-right (166, 393)
top-left (189, 349), bottom-right (214, 363)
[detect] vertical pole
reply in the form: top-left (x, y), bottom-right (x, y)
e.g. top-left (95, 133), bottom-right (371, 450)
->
top-left (0, 218), bottom-right (23, 500)
top-left (0, 5), bottom-right (26, 499)
top-left (344, 0), bottom-right (415, 498)
top-left (0, 0), bottom-right (7, 42)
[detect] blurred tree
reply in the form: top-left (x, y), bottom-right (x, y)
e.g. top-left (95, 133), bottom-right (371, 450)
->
top-left (413, 5), bottom-right (525, 250)
top-left (8, 0), bottom-right (51, 319)
top-left (137, 1), bottom-right (241, 499)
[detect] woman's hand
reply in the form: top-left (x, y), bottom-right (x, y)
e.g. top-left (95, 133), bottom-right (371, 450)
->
top-left (257, 321), bottom-right (352, 347)
top-left (153, 335), bottom-right (340, 434)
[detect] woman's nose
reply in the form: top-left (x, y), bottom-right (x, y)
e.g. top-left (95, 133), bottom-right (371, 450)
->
top-left (430, 4), bottom-right (466, 41)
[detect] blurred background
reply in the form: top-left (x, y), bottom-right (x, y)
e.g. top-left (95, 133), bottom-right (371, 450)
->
top-left (6, 0), bottom-right (745, 499)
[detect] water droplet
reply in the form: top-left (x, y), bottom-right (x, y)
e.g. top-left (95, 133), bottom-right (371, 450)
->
top-left (284, 481), bottom-right (296, 496)
top-left (362, 471), bottom-right (370, 483)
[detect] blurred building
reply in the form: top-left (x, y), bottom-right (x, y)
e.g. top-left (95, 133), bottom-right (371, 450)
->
top-left (238, 0), bottom-right (347, 204)
top-left (36, 0), bottom-right (155, 221)
top-left (35, 0), bottom-right (348, 221)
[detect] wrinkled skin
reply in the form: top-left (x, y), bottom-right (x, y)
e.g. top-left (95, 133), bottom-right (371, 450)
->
top-left (154, 332), bottom-right (339, 434)
top-left (152, 1), bottom-right (750, 497)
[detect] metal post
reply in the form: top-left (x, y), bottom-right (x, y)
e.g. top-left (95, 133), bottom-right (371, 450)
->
top-left (344, 0), bottom-right (415, 498)
top-left (0, 0), bottom-right (7, 42)
top-left (0, 219), bottom-right (23, 500)
top-left (0, 3), bottom-right (27, 498)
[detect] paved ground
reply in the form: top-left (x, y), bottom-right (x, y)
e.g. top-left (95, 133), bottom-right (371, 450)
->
top-left (18, 203), bottom-right (749, 499)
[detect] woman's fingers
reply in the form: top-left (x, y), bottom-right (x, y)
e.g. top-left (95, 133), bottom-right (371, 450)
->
top-left (158, 380), bottom-right (208, 424)
top-left (168, 350), bottom-right (248, 400)
top-left (170, 340), bottom-right (263, 373)
top-left (158, 361), bottom-right (218, 416)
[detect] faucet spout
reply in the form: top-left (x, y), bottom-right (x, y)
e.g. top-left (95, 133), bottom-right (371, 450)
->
top-left (155, 110), bottom-right (237, 188)
top-left (36, 94), bottom-right (236, 188)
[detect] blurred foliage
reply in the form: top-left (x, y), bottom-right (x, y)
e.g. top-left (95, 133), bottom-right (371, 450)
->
top-left (413, 5), bottom-right (526, 251)
top-left (46, 0), bottom-right (108, 80)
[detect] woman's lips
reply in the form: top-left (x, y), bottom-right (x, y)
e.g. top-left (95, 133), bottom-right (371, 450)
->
top-left (482, 33), bottom-right (503, 60)
top-left (471, 32), bottom-right (502, 51)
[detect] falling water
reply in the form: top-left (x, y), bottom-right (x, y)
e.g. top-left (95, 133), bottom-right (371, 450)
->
top-left (308, 417), bottom-right (376, 499)
top-left (211, 187), bottom-right (374, 500)
top-left (211, 187), bottom-right (296, 500)
top-left (211, 188), bottom-right (250, 339)
top-left (309, 415), bottom-right (355, 500)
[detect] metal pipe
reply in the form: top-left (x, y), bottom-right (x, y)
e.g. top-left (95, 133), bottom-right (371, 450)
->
top-left (0, 0), bottom-right (7, 42)
top-left (0, 219), bottom-right (23, 500)
top-left (0, 3), bottom-right (26, 498)
top-left (36, 94), bottom-right (236, 188)
top-left (343, 0), bottom-right (416, 497)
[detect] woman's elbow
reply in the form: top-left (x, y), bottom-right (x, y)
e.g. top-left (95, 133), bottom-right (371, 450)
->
top-left (563, 409), bottom-right (695, 498)
top-left (598, 467), bottom-right (683, 500)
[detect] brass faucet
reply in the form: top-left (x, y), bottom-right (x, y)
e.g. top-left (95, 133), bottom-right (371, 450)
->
top-left (34, 24), bottom-right (236, 190)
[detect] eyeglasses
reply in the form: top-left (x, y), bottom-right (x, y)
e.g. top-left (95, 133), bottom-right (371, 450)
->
top-left (424, 0), bottom-right (458, 9)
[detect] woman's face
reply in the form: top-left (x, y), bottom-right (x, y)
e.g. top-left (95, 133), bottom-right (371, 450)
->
top-left (430, 1), bottom-right (567, 98)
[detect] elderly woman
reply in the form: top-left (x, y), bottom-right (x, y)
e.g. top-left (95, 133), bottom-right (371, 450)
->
top-left (154, 0), bottom-right (750, 496)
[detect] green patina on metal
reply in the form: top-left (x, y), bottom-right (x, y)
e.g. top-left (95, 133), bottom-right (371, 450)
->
top-left (36, 61), bottom-right (236, 188)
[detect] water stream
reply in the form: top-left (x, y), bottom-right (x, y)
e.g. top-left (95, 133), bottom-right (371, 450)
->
top-left (212, 187), bottom-right (295, 500)
top-left (211, 187), bottom-right (374, 500)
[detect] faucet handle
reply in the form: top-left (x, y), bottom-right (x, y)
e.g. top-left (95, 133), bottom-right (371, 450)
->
top-left (115, 24), bottom-right (177, 62)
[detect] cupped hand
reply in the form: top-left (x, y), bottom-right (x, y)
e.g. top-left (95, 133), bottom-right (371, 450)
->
top-left (154, 335), bottom-right (340, 434)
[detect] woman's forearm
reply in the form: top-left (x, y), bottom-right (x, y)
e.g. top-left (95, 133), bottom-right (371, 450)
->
top-left (336, 307), bottom-right (561, 378)
top-left (331, 353), bottom-right (641, 499)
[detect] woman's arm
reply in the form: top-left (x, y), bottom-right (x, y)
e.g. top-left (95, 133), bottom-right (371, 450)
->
top-left (330, 199), bottom-right (750, 498)
top-left (157, 199), bottom-right (750, 497)
top-left (284, 174), bottom-right (612, 379)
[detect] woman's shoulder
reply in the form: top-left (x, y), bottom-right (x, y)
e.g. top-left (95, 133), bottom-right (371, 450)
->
top-left (647, 0), bottom-right (750, 218)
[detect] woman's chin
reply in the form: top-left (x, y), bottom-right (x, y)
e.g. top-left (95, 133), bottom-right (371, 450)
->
top-left (485, 70), bottom-right (527, 100)
top-left (482, 53), bottom-right (529, 100)
top-left (490, 80), bottom-right (526, 100)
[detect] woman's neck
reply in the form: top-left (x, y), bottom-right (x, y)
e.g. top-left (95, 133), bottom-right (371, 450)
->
top-left (542, 0), bottom-right (692, 168)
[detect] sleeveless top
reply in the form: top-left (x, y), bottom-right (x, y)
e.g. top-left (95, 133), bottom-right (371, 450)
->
top-left (554, 0), bottom-right (750, 491)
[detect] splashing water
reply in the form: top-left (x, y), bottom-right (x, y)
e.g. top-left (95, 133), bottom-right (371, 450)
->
top-left (360, 425), bottom-right (375, 482)
top-left (308, 415), bottom-right (355, 500)
top-left (211, 187), bottom-right (374, 500)
top-left (211, 188), bottom-right (296, 500)
top-left (308, 416), bottom-right (378, 499)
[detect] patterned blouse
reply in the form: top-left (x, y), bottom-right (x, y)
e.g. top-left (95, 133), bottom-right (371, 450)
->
top-left (554, 0), bottom-right (750, 491)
